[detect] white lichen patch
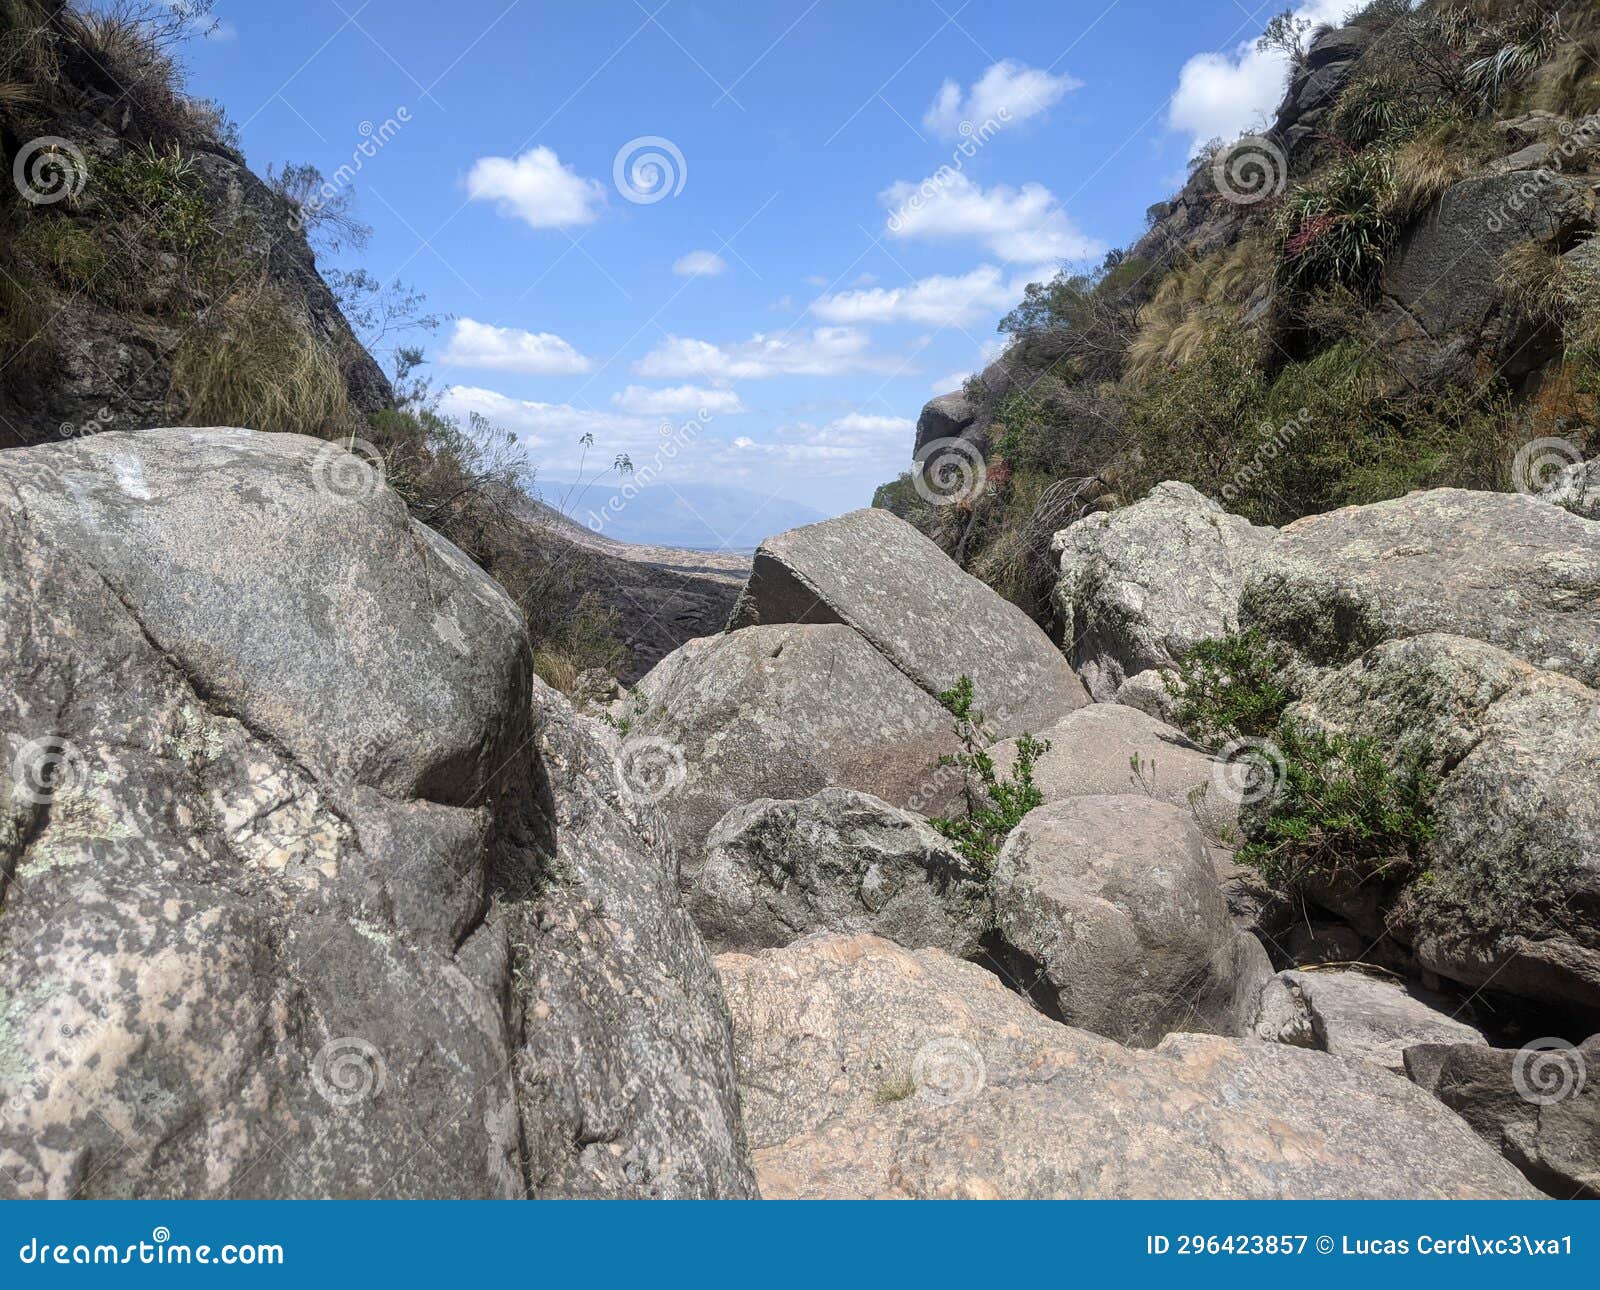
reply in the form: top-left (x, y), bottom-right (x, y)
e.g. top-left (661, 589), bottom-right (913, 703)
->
top-left (209, 759), bottom-right (346, 883)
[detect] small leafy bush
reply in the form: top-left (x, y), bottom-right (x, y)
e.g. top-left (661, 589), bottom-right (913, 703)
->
top-left (930, 676), bottom-right (1049, 876)
top-left (1237, 726), bottom-right (1438, 892)
top-left (1173, 629), bottom-right (1297, 748)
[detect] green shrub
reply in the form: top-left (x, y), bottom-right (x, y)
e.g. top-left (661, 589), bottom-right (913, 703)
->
top-left (1274, 148), bottom-right (1400, 295)
top-left (1173, 629), bottom-right (1297, 748)
top-left (1236, 726), bottom-right (1438, 893)
top-left (97, 144), bottom-right (214, 256)
top-left (930, 676), bottom-right (1049, 876)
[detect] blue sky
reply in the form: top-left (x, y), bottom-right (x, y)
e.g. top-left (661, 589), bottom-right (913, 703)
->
top-left (181, 0), bottom-right (1345, 532)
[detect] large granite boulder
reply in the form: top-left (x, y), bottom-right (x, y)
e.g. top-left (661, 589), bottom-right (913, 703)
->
top-left (625, 623), bottom-right (964, 875)
top-left (1053, 482), bottom-right (1276, 700)
top-left (0, 429), bottom-right (754, 1199)
top-left (988, 703), bottom-right (1240, 853)
top-left (1252, 969), bottom-right (1486, 1074)
top-left (729, 508), bottom-right (1088, 738)
top-left (688, 789), bottom-right (987, 956)
top-left (912, 389), bottom-right (976, 457)
top-left (1377, 172), bottom-right (1595, 382)
top-left (988, 795), bottom-right (1269, 1045)
top-left (1245, 489), bottom-right (1600, 684)
top-left (717, 934), bottom-right (1539, 1198)
top-left (1406, 1036), bottom-right (1600, 1199)
top-left (1287, 633), bottom-right (1600, 1013)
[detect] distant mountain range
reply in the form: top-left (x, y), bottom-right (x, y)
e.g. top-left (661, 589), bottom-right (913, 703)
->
top-left (536, 478), bottom-right (828, 551)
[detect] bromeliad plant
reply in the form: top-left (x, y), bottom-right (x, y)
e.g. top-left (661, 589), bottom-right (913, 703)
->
top-left (930, 676), bottom-right (1049, 876)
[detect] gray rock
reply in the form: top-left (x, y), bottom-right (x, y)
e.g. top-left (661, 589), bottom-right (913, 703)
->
top-left (1252, 969), bottom-right (1486, 1074)
top-left (988, 703), bottom-right (1240, 853)
top-left (912, 389), bottom-right (976, 457)
top-left (1053, 482), bottom-right (1276, 700)
top-left (729, 507), bottom-right (1087, 738)
top-left (718, 934), bottom-right (1539, 1198)
top-left (510, 695), bottom-right (757, 1198)
top-left (1379, 171), bottom-right (1594, 381)
top-left (1543, 457), bottom-right (1600, 520)
top-left (1113, 668), bottom-right (1179, 722)
top-left (0, 429), bottom-right (754, 1199)
top-left (627, 623), bottom-right (964, 875)
top-left (689, 789), bottom-right (987, 956)
top-left (1287, 633), bottom-right (1600, 1013)
top-left (1246, 488), bottom-right (1600, 685)
top-left (1406, 1036), bottom-right (1600, 1199)
top-left (989, 795), bottom-right (1270, 1045)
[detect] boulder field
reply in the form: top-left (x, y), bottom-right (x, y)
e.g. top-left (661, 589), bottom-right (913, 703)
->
top-left (0, 428), bottom-right (1592, 1198)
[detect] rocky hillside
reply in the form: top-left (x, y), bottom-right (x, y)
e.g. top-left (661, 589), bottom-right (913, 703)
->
top-left (0, 0), bottom-right (391, 445)
top-left (883, 0), bottom-right (1600, 628)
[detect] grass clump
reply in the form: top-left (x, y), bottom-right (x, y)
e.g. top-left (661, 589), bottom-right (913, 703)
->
top-left (930, 676), bottom-right (1049, 876)
top-left (169, 283), bottom-right (350, 433)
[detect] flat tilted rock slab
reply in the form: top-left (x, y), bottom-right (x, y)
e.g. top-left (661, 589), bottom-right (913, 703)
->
top-left (1246, 488), bottom-right (1600, 685)
top-left (729, 507), bottom-right (1088, 738)
top-left (717, 934), bottom-right (1539, 1199)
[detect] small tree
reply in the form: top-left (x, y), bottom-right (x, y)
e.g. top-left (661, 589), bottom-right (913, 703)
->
top-left (1257, 10), bottom-right (1313, 67)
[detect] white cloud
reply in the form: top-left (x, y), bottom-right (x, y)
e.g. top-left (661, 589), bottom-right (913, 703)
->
top-left (635, 327), bottom-right (900, 381)
top-left (882, 171), bottom-right (1104, 265)
top-left (672, 249), bottom-right (729, 277)
top-left (723, 411), bottom-right (914, 472)
top-left (810, 265), bottom-right (1016, 327)
top-left (612, 385), bottom-right (746, 415)
top-left (438, 387), bottom-right (674, 475)
top-left (923, 60), bottom-right (1081, 138)
top-left (1168, 0), bottom-right (1351, 153)
top-left (466, 146), bottom-right (606, 229)
top-left (440, 319), bottom-right (593, 374)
